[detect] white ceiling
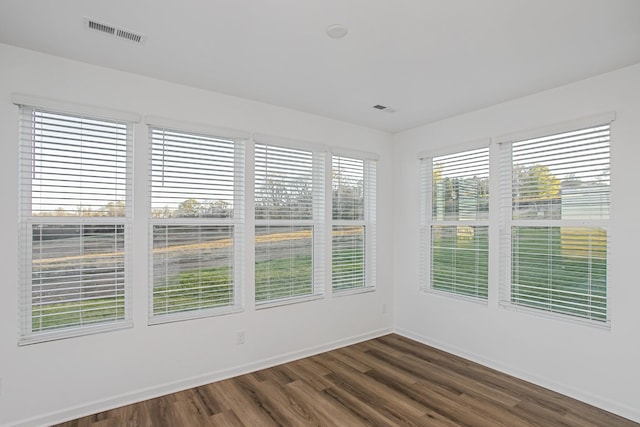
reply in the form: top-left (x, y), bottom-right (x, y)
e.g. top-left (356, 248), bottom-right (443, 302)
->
top-left (1, 1), bottom-right (639, 133)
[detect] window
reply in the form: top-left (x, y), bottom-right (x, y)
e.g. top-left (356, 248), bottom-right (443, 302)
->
top-left (17, 105), bottom-right (134, 344)
top-left (332, 154), bottom-right (377, 293)
top-left (420, 147), bottom-right (489, 300)
top-left (149, 123), bottom-right (246, 323)
top-left (254, 140), bottom-right (325, 305)
top-left (499, 115), bottom-right (612, 323)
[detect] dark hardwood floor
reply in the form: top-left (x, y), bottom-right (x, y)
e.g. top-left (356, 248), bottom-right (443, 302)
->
top-left (54, 334), bottom-right (638, 426)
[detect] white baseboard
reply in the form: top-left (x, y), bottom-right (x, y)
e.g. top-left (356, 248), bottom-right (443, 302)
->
top-left (9, 327), bottom-right (393, 427)
top-left (394, 327), bottom-right (640, 424)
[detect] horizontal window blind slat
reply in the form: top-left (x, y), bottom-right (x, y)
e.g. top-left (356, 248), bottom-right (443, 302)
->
top-left (151, 145), bottom-right (235, 159)
top-left (510, 126), bottom-right (609, 148)
top-left (513, 141), bottom-right (609, 163)
top-left (151, 129), bottom-right (236, 144)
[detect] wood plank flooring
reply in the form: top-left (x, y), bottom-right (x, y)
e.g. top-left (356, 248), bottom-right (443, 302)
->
top-left (54, 334), bottom-right (638, 427)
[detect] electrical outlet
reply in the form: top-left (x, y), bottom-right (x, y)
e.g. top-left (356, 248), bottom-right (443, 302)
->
top-left (382, 303), bottom-right (387, 314)
top-left (236, 330), bottom-right (245, 345)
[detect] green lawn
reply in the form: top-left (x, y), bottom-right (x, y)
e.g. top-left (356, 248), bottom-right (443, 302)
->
top-left (431, 225), bottom-right (607, 321)
top-left (511, 227), bottom-right (606, 321)
top-left (34, 226), bottom-right (607, 331)
top-left (431, 226), bottom-right (489, 299)
top-left (32, 296), bottom-right (126, 332)
top-left (33, 255), bottom-right (316, 330)
top-left (153, 266), bottom-right (234, 315)
top-left (255, 255), bottom-right (313, 302)
top-left (332, 248), bottom-right (365, 292)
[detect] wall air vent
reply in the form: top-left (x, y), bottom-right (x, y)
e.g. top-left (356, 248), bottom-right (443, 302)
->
top-left (84, 17), bottom-right (146, 43)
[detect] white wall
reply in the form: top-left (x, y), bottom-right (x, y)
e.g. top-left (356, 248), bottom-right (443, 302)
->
top-left (3, 40), bottom-right (639, 426)
top-left (393, 63), bottom-right (640, 422)
top-left (0, 43), bottom-right (394, 426)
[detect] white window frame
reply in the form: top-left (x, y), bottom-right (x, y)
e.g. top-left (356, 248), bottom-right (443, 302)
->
top-left (419, 141), bottom-right (490, 302)
top-left (15, 95), bottom-right (138, 344)
top-left (331, 150), bottom-right (377, 295)
top-left (147, 117), bottom-right (248, 324)
top-left (497, 113), bottom-right (614, 326)
top-left (253, 134), bottom-right (326, 308)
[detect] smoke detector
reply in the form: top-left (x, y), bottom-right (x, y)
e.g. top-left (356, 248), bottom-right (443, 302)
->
top-left (84, 17), bottom-right (146, 43)
top-left (326, 24), bottom-right (348, 39)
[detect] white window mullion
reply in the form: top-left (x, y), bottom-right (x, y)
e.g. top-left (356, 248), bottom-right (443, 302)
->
top-left (312, 151), bottom-right (326, 296)
top-left (499, 140), bottom-right (514, 306)
top-left (419, 158), bottom-right (431, 292)
top-left (233, 140), bottom-right (246, 310)
top-left (365, 160), bottom-right (377, 290)
top-left (19, 218), bottom-right (34, 341)
top-left (122, 120), bottom-right (134, 326)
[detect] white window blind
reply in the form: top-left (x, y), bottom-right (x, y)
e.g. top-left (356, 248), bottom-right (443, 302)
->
top-left (255, 143), bottom-right (325, 304)
top-left (499, 120), bottom-right (611, 323)
top-left (18, 106), bottom-right (133, 344)
top-left (149, 126), bottom-right (244, 323)
top-left (421, 147), bottom-right (489, 300)
top-left (332, 155), bottom-right (376, 293)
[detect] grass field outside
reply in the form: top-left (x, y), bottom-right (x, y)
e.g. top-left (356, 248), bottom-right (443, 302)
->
top-left (32, 226), bottom-right (606, 331)
top-left (511, 226), bottom-right (607, 321)
top-left (431, 225), bottom-right (606, 321)
top-left (153, 266), bottom-right (234, 315)
top-left (431, 225), bottom-right (489, 299)
top-left (32, 258), bottom-right (318, 331)
top-left (32, 295), bottom-right (126, 332)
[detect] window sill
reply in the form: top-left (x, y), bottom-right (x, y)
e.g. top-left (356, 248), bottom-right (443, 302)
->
top-left (333, 286), bottom-right (376, 297)
top-left (19, 320), bottom-right (134, 346)
top-left (421, 288), bottom-right (488, 305)
top-left (256, 294), bottom-right (324, 310)
top-left (499, 302), bottom-right (611, 330)
top-left (149, 305), bottom-right (244, 326)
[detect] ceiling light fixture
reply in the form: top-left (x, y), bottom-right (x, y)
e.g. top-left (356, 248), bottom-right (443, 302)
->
top-left (326, 24), bottom-right (348, 39)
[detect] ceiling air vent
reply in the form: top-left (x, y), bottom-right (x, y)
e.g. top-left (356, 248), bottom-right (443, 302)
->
top-left (116, 28), bottom-right (143, 43)
top-left (84, 17), bottom-right (146, 43)
top-left (373, 104), bottom-right (397, 113)
top-left (87, 20), bottom-right (115, 35)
